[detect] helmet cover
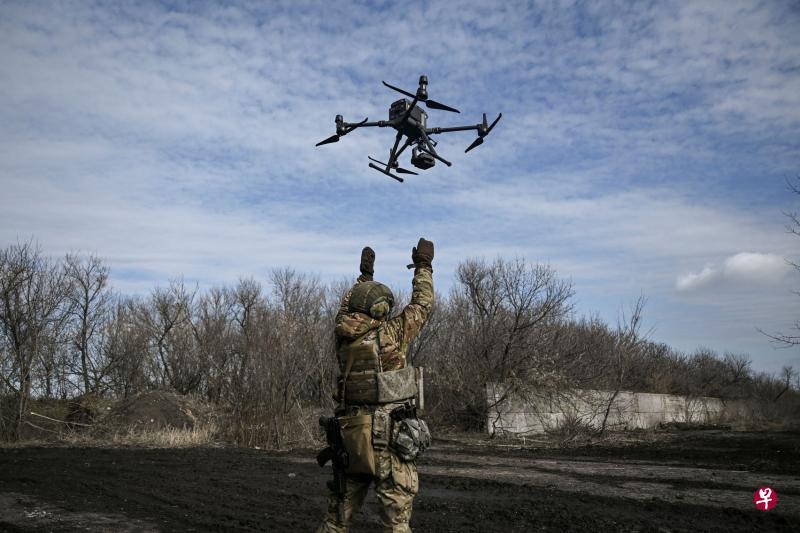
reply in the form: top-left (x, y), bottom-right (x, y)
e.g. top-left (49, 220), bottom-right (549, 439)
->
top-left (348, 281), bottom-right (394, 319)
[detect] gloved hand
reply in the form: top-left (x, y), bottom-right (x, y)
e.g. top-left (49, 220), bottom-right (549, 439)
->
top-left (359, 246), bottom-right (375, 281)
top-left (407, 238), bottom-right (434, 270)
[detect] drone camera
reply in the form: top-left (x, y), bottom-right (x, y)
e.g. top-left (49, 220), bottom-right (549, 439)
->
top-left (411, 147), bottom-right (435, 170)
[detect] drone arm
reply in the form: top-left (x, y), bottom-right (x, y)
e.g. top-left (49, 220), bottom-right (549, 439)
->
top-left (418, 146), bottom-right (452, 167)
top-left (343, 120), bottom-right (391, 129)
top-left (316, 116), bottom-right (388, 147)
top-left (417, 129), bottom-right (452, 167)
top-left (426, 124), bottom-right (481, 134)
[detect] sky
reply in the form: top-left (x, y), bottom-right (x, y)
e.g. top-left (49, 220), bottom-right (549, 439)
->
top-left (1, 0), bottom-right (798, 374)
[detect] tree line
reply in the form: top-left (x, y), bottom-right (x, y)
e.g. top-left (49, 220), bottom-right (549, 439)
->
top-left (1, 242), bottom-right (797, 445)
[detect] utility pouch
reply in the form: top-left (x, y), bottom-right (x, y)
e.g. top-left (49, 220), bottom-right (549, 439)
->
top-left (390, 417), bottom-right (432, 462)
top-left (376, 365), bottom-right (418, 403)
top-left (372, 411), bottom-right (390, 450)
top-left (339, 414), bottom-right (376, 476)
top-left (344, 365), bottom-right (419, 404)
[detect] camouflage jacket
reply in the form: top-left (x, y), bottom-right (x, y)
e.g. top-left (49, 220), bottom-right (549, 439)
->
top-left (335, 266), bottom-right (433, 372)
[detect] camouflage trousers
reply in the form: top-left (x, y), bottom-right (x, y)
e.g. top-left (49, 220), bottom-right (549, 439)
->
top-left (316, 449), bottom-right (418, 533)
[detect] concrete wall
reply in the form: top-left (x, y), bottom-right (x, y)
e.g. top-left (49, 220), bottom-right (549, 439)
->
top-left (486, 384), bottom-right (724, 436)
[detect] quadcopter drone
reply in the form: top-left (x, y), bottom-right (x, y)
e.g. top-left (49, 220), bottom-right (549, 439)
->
top-left (315, 75), bottom-right (502, 183)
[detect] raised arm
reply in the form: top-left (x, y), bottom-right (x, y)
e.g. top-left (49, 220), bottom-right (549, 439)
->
top-left (399, 265), bottom-right (434, 344)
top-left (335, 246), bottom-right (377, 338)
top-left (387, 238), bottom-right (435, 349)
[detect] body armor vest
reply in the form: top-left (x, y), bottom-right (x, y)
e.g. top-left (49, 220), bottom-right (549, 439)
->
top-left (338, 327), bottom-right (417, 405)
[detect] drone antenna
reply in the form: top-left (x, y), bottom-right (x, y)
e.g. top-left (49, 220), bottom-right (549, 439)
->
top-left (417, 75), bottom-right (428, 100)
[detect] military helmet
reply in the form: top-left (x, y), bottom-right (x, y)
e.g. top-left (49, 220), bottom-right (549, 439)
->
top-left (348, 281), bottom-right (394, 320)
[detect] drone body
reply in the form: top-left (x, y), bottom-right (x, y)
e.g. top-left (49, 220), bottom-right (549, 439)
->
top-left (316, 75), bottom-right (501, 183)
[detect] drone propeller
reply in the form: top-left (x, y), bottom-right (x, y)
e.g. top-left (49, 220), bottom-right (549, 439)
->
top-left (382, 81), bottom-right (460, 114)
top-left (381, 81), bottom-right (415, 99)
top-left (367, 156), bottom-right (418, 175)
top-left (315, 117), bottom-right (369, 147)
top-left (424, 99), bottom-right (460, 113)
top-left (465, 112), bottom-right (502, 153)
top-left (315, 134), bottom-right (340, 147)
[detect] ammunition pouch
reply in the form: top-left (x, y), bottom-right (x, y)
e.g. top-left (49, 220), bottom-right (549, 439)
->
top-left (372, 410), bottom-right (390, 450)
top-left (343, 365), bottom-right (418, 405)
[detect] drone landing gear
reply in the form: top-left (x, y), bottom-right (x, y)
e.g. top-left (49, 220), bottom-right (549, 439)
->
top-left (368, 133), bottom-right (418, 183)
top-left (368, 162), bottom-right (405, 183)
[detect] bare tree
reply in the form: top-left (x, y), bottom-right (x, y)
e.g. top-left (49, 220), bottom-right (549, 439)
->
top-left (720, 352), bottom-right (752, 400)
top-left (599, 296), bottom-right (647, 435)
top-left (64, 253), bottom-right (112, 395)
top-left (430, 258), bottom-right (573, 430)
top-left (191, 286), bottom-right (235, 402)
top-left (773, 365), bottom-right (796, 402)
top-left (103, 297), bottom-right (150, 397)
top-left (266, 268), bottom-right (328, 446)
top-left (760, 176), bottom-right (800, 346)
top-left (230, 277), bottom-right (262, 396)
top-left (137, 280), bottom-right (201, 394)
top-left (0, 242), bottom-right (71, 439)
top-left (223, 269), bottom-right (333, 448)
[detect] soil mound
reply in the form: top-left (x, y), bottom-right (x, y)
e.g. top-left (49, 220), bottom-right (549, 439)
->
top-left (105, 391), bottom-right (203, 431)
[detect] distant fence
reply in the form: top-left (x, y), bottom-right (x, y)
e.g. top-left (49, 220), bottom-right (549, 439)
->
top-left (486, 384), bottom-right (724, 436)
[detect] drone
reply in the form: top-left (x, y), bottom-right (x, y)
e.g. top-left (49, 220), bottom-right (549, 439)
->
top-left (315, 75), bottom-right (502, 183)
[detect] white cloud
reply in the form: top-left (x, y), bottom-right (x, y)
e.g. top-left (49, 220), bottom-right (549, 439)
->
top-left (676, 265), bottom-right (718, 292)
top-left (676, 252), bottom-right (791, 292)
top-left (722, 252), bottom-right (791, 283)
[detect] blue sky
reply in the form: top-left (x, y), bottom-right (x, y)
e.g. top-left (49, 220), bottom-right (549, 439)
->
top-left (1, 0), bottom-right (799, 373)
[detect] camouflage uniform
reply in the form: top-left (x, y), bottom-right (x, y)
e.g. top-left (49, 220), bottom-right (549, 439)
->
top-left (317, 266), bottom-right (433, 533)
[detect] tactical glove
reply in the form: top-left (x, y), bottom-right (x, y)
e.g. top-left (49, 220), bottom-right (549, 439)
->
top-left (407, 238), bottom-right (434, 270)
top-left (359, 246), bottom-right (375, 281)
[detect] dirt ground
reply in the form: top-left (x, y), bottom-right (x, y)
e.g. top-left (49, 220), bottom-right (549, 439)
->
top-left (0, 430), bottom-right (797, 532)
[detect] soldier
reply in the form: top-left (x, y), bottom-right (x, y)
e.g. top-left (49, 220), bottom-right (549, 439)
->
top-left (317, 239), bottom-right (434, 533)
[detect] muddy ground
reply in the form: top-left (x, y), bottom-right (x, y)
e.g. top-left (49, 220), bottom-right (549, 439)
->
top-left (0, 430), bottom-right (798, 532)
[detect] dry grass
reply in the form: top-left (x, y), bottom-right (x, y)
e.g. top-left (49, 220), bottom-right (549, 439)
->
top-left (0, 422), bottom-right (220, 449)
top-left (1, 391), bottom-right (224, 448)
top-left (0, 437), bottom-right (50, 448)
top-left (57, 422), bottom-right (220, 448)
